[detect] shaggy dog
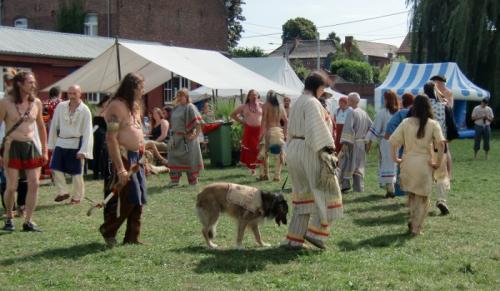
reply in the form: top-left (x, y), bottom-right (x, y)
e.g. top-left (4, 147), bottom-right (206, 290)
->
top-left (196, 182), bottom-right (288, 249)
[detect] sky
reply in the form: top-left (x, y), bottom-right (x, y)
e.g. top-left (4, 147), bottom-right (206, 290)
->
top-left (238, 0), bottom-right (411, 53)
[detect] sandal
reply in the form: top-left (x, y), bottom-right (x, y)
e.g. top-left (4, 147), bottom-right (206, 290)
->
top-left (68, 199), bottom-right (81, 205)
top-left (54, 193), bottom-right (70, 202)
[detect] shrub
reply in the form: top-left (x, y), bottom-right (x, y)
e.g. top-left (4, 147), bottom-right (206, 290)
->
top-left (330, 59), bottom-right (373, 84)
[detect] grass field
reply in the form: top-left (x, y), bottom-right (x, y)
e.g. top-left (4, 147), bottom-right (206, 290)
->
top-left (0, 133), bottom-right (499, 290)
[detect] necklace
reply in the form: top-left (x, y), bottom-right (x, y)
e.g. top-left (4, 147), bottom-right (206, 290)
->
top-left (248, 103), bottom-right (258, 113)
top-left (15, 101), bottom-right (33, 121)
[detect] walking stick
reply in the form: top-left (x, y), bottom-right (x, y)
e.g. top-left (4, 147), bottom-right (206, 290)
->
top-left (86, 164), bottom-right (140, 216)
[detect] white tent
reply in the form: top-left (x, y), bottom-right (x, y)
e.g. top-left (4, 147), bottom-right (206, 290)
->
top-left (46, 41), bottom-right (298, 96)
top-left (190, 56), bottom-right (304, 101)
top-left (374, 62), bottom-right (490, 110)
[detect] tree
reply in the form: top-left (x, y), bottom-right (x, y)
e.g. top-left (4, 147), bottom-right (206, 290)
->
top-left (230, 46), bottom-right (265, 57)
top-left (225, 0), bottom-right (246, 49)
top-left (407, 0), bottom-right (500, 126)
top-left (282, 17), bottom-right (318, 42)
top-left (330, 59), bottom-right (373, 84)
top-left (290, 59), bottom-right (310, 81)
top-left (327, 31), bottom-right (341, 48)
top-left (56, 0), bottom-right (85, 34)
top-left (333, 40), bottom-right (366, 62)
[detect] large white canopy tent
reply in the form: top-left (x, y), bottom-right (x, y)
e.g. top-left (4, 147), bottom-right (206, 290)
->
top-left (374, 62), bottom-right (490, 128)
top-left (189, 56), bottom-right (304, 101)
top-left (45, 41), bottom-right (298, 97)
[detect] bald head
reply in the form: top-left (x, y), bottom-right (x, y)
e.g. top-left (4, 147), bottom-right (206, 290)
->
top-left (68, 84), bottom-right (82, 102)
top-left (347, 92), bottom-right (360, 108)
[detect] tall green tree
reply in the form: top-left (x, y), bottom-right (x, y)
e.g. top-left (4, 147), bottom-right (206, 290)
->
top-left (327, 31), bottom-right (341, 48)
top-left (282, 17), bottom-right (318, 42)
top-left (407, 0), bottom-right (500, 125)
top-left (56, 0), bottom-right (85, 34)
top-left (230, 46), bottom-right (265, 57)
top-left (225, 0), bottom-right (246, 49)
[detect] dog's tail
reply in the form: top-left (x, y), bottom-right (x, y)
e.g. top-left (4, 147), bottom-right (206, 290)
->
top-left (196, 206), bottom-right (215, 239)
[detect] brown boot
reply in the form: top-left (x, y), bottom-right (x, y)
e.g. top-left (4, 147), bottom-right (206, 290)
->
top-left (123, 206), bottom-right (143, 244)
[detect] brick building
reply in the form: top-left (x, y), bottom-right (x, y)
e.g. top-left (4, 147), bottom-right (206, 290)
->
top-left (0, 0), bottom-right (227, 51)
top-left (0, 1), bottom-right (228, 110)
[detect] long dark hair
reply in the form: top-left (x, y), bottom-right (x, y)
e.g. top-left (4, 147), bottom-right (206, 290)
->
top-left (401, 93), bottom-right (414, 108)
top-left (150, 107), bottom-right (164, 129)
top-left (412, 95), bottom-right (434, 139)
top-left (384, 90), bottom-right (399, 114)
top-left (304, 71), bottom-right (328, 97)
top-left (266, 90), bottom-right (280, 107)
top-left (113, 72), bottom-right (144, 114)
top-left (245, 89), bottom-right (258, 104)
top-left (10, 71), bottom-right (35, 104)
top-left (423, 82), bottom-right (437, 100)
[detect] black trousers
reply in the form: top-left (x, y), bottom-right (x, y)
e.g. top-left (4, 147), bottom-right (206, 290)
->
top-left (92, 129), bottom-right (107, 179)
top-left (1, 179), bottom-right (27, 210)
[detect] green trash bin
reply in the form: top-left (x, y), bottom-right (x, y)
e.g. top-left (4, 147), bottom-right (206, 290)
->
top-left (207, 122), bottom-right (233, 167)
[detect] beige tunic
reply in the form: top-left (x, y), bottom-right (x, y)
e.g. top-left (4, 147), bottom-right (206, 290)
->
top-left (389, 118), bottom-right (445, 197)
top-left (286, 94), bottom-right (342, 225)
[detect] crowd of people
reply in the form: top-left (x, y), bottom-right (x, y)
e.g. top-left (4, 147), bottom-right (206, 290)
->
top-left (0, 67), bottom-right (495, 249)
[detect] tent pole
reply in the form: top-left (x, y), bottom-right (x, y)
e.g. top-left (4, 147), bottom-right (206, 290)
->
top-left (115, 37), bottom-right (122, 81)
top-left (211, 89), bottom-right (215, 104)
top-left (240, 89), bottom-right (243, 104)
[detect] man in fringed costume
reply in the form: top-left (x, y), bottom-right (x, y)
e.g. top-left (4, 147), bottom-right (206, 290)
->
top-left (281, 72), bottom-right (342, 250)
top-left (99, 73), bottom-right (147, 246)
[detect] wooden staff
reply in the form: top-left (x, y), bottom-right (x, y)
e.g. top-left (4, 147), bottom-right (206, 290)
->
top-left (86, 164), bottom-right (140, 216)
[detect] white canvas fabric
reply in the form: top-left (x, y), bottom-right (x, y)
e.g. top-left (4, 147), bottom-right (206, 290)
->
top-left (46, 42), bottom-right (297, 97)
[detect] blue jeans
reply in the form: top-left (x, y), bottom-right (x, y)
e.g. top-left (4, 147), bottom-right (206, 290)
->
top-left (474, 125), bottom-right (491, 152)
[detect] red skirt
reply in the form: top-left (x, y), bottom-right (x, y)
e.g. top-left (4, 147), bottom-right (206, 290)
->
top-left (334, 124), bottom-right (344, 154)
top-left (240, 124), bottom-right (261, 169)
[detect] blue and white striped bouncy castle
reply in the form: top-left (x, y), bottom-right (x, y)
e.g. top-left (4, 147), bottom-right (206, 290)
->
top-left (374, 62), bottom-right (490, 136)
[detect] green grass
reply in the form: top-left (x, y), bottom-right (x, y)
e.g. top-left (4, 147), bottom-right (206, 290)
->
top-left (1, 133), bottom-right (499, 290)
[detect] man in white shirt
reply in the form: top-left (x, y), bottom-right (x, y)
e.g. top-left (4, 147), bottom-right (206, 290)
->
top-left (471, 97), bottom-right (494, 160)
top-left (49, 85), bottom-right (93, 204)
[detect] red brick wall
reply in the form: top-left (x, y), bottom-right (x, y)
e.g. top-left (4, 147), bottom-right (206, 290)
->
top-left (2, 0), bottom-right (227, 51)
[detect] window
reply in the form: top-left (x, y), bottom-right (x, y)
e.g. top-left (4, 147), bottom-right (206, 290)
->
top-left (163, 75), bottom-right (191, 103)
top-left (86, 92), bottom-right (101, 104)
top-left (84, 13), bottom-right (98, 36)
top-left (14, 18), bottom-right (28, 29)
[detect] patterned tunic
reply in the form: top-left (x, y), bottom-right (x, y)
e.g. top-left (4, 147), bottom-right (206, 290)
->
top-left (167, 103), bottom-right (204, 174)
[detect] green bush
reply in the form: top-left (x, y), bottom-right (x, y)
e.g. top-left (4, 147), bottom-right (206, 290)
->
top-left (331, 59), bottom-right (373, 84)
top-left (231, 122), bottom-right (243, 151)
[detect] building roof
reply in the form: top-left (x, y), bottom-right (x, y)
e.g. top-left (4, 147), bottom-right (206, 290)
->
top-left (356, 40), bottom-right (399, 58)
top-left (0, 26), bottom-right (157, 60)
top-left (397, 33), bottom-right (412, 55)
top-left (268, 40), bottom-right (337, 59)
